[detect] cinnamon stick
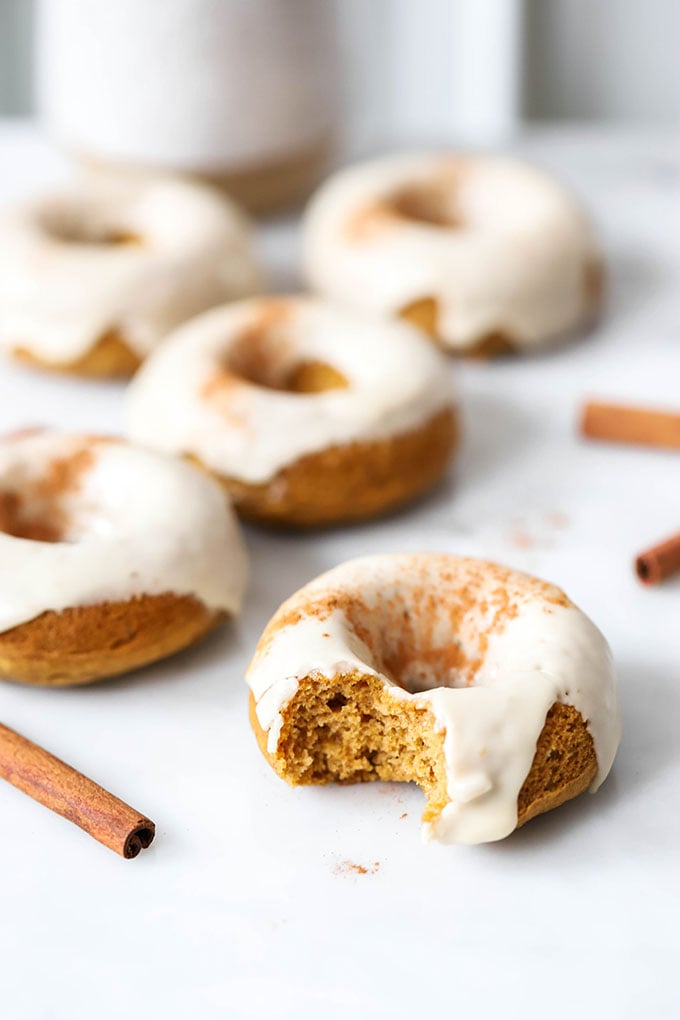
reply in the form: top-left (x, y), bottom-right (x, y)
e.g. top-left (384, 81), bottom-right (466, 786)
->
top-left (581, 401), bottom-right (680, 450)
top-left (0, 723), bottom-right (155, 858)
top-left (635, 531), bottom-right (680, 586)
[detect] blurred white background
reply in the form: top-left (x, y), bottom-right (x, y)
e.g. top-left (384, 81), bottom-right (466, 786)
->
top-left (1, 0), bottom-right (678, 141)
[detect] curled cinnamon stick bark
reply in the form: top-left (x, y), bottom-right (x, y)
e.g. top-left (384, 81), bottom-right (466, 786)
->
top-left (0, 723), bottom-right (155, 858)
top-left (635, 531), bottom-right (680, 586)
top-left (581, 401), bottom-right (680, 450)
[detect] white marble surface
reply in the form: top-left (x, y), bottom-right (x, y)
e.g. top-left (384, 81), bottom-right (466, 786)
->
top-left (0, 124), bottom-right (678, 1020)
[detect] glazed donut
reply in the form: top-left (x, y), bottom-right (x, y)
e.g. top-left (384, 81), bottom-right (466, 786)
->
top-left (0, 432), bottom-right (248, 685)
top-left (302, 153), bottom-right (604, 357)
top-left (0, 178), bottom-right (262, 377)
top-left (127, 296), bottom-right (459, 527)
top-left (246, 554), bottom-right (621, 844)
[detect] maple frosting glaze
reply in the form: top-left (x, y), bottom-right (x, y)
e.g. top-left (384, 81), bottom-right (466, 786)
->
top-left (302, 153), bottom-right (602, 352)
top-left (127, 296), bottom-right (457, 485)
top-left (246, 554), bottom-right (621, 845)
top-left (0, 433), bottom-right (248, 632)
top-left (0, 178), bottom-right (262, 365)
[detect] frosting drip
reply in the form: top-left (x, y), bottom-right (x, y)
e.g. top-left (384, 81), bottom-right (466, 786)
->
top-left (246, 554), bottom-right (621, 845)
top-left (0, 178), bottom-right (262, 363)
top-left (127, 296), bottom-right (457, 485)
top-left (302, 153), bottom-right (602, 351)
top-left (0, 433), bottom-right (248, 631)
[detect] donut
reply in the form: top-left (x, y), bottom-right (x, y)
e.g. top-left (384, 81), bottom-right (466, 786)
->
top-left (246, 554), bottom-right (621, 844)
top-left (127, 296), bottom-right (459, 527)
top-left (0, 432), bottom-right (248, 685)
top-left (302, 153), bottom-right (604, 357)
top-left (0, 178), bottom-right (262, 377)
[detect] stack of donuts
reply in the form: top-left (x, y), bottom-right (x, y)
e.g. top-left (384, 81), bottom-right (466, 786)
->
top-left (0, 152), bottom-right (620, 845)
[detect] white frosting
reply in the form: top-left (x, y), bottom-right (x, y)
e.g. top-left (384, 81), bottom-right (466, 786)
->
top-left (0, 178), bottom-right (262, 364)
top-left (246, 554), bottom-right (621, 845)
top-left (37, 0), bottom-right (337, 171)
top-left (302, 153), bottom-right (602, 351)
top-left (0, 433), bottom-right (248, 631)
top-left (127, 296), bottom-right (457, 485)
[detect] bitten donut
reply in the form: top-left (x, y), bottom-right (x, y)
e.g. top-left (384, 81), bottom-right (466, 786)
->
top-left (127, 296), bottom-right (459, 527)
top-left (246, 554), bottom-right (621, 845)
top-left (0, 178), bottom-right (262, 377)
top-left (0, 431), bottom-right (248, 685)
top-left (302, 153), bottom-right (604, 357)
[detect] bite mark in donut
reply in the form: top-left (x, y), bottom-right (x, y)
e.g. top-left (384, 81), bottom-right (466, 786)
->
top-left (247, 554), bottom-right (620, 844)
top-left (249, 686), bottom-right (596, 831)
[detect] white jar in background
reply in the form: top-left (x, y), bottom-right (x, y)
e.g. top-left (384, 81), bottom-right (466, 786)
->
top-left (36, 0), bottom-right (340, 213)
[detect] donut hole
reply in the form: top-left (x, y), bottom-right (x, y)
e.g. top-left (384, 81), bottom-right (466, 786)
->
top-left (284, 361), bottom-right (349, 393)
top-left (52, 224), bottom-right (140, 247)
top-left (275, 671), bottom-right (449, 816)
top-left (226, 352), bottom-right (348, 394)
top-left (343, 596), bottom-right (475, 694)
top-left (0, 446), bottom-right (97, 544)
top-left (399, 296), bottom-right (439, 338)
top-left (225, 325), bottom-right (348, 393)
top-left (370, 636), bottom-right (471, 695)
top-left (39, 207), bottom-right (141, 247)
top-left (387, 183), bottom-right (462, 228)
top-left (0, 489), bottom-right (64, 542)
